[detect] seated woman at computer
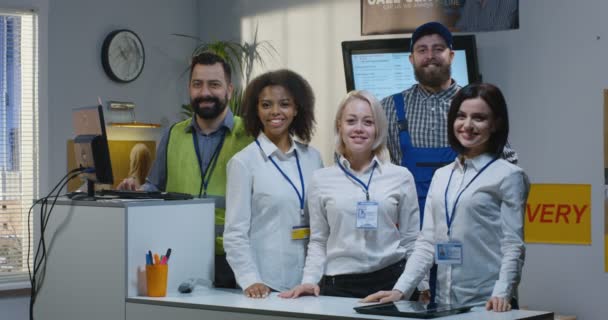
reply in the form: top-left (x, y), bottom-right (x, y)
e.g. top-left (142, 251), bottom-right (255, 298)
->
top-left (362, 83), bottom-right (530, 312)
top-left (127, 143), bottom-right (153, 189)
top-left (80, 143), bottom-right (151, 193)
top-left (223, 70), bottom-right (323, 298)
top-left (279, 90), bottom-right (421, 299)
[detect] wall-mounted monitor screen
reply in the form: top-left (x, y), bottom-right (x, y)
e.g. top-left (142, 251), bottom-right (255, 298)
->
top-left (342, 35), bottom-right (480, 101)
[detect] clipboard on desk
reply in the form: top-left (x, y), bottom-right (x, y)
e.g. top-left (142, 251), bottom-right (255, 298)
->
top-left (354, 301), bottom-right (474, 319)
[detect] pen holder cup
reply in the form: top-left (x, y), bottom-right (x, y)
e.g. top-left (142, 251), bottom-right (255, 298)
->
top-left (146, 264), bottom-right (168, 297)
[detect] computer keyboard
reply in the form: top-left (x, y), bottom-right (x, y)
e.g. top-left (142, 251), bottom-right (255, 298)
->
top-left (96, 190), bottom-right (193, 200)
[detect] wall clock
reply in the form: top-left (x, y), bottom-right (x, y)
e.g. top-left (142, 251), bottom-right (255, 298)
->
top-left (101, 29), bottom-right (145, 83)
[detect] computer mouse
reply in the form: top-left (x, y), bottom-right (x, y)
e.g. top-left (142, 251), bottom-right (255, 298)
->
top-left (178, 281), bottom-right (194, 294)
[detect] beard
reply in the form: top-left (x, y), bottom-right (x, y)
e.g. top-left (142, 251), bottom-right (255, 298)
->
top-left (414, 60), bottom-right (451, 89)
top-left (191, 94), bottom-right (228, 120)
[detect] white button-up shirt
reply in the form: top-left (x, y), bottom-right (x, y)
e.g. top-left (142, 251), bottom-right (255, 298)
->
top-left (393, 153), bottom-right (529, 305)
top-left (301, 155), bottom-right (420, 285)
top-left (224, 133), bottom-right (323, 291)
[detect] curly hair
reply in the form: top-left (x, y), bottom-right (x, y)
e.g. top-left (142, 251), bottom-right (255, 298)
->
top-left (242, 69), bottom-right (315, 142)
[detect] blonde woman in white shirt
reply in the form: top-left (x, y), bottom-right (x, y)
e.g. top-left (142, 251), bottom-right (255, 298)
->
top-left (224, 70), bottom-right (323, 298)
top-left (279, 90), bottom-right (421, 299)
top-left (363, 83), bottom-right (529, 312)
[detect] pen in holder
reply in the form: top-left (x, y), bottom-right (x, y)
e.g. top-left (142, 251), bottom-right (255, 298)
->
top-left (146, 264), bottom-right (168, 297)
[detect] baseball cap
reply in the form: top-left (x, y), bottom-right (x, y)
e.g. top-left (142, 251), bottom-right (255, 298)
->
top-left (410, 22), bottom-right (453, 49)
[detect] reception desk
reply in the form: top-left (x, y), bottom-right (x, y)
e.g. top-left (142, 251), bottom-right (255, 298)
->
top-left (33, 198), bottom-right (553, 320)
top-left (33, 198), bottom-right (215, 320)
top-left (126, 288), bottom-right (554, 320)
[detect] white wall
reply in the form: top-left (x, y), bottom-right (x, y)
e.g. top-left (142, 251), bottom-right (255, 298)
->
top-left (199, 1), bottom-right (607, 319)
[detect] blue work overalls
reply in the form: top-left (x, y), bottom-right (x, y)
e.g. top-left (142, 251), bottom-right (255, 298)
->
top-left (393, 92), bottom-right (457, 302)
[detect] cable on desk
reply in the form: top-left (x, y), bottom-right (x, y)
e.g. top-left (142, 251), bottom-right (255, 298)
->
top-left (27, 167), bottom-right (86, 320)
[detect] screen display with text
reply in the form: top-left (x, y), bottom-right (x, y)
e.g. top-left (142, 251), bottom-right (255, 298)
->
top-left (343, 36), bottom-right (479, 101)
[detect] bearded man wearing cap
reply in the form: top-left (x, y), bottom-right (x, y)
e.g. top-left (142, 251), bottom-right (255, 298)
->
top-left (381, 21), bottom-right (517, 219)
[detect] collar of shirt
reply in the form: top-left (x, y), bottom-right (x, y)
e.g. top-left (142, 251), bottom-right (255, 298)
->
top-left (337, 153), bottom-right (383, 175)
top-left (414, 79), bottom-right (459, 101)
top-left (454, 152), bottom-right (494, 172)
top-left (256, 132), bottom-right (298, 159)
top-left (185, 108), bottom-right (235, 135)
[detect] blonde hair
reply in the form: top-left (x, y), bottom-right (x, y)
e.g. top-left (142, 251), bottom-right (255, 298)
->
top-left (334, 90), bottom-right (389, 162)
top-left (128, 143), bottom-right (152, 186)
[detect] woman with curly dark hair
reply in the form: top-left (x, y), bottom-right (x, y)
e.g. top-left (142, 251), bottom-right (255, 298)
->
top-left (224, 69), bottom-right (323, 298)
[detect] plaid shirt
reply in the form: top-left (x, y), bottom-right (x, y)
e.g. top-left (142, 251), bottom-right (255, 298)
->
top-left (381, 82), bottom-right (518, 165)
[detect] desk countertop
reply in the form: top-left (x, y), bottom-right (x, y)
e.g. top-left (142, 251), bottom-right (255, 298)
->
top-left (127, 287), bottom-right (553, 320)
top-left (52, 196), bottom-right (215, 207)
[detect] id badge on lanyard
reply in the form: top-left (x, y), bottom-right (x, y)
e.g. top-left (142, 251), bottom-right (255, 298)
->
top-left (435, 241), bottom-right (463, 265)
top-left (291, 225), bottom-right (310, 240)
top-left (255, 139), bottom-right (309, 240)
top-left (337, 161), bottom-right (379, 230)
top-left (356, 201), bottom-right (379, 229)
top-left (439, 158), bottom-right (497, 265)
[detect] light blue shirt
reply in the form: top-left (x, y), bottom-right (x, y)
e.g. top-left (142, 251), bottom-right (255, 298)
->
top-left (394, 153), bottom-right (529, 305)
top-left (302, 155), bottom-right (421, 287)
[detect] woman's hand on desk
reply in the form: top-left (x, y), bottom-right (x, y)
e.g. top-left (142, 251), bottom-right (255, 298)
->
top-left (418, 290), bottom-right (431, 304)
top-left (117, 177), bottom-right (139, 191)
top-left (486, 296), bottom-right (511, 312)
top-left (244, 283), bottom-right (271, 299)
top-left (278, 283), bottom-right (320, 299)
top-left (360, 289), bottom-right (403, 303)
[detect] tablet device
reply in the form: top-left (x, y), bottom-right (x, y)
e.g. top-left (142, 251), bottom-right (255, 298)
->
top-left (354, 301), bottom-right (474, 319)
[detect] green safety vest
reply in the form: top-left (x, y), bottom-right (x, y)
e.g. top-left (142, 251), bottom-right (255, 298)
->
top-left (166, 116), bottom-right (252, 255)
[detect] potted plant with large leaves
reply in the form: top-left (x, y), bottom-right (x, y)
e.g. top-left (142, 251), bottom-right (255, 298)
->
top-left (175, 28), bottom-right (277, 117)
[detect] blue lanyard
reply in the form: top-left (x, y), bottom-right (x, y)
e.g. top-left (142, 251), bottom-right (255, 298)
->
top-left (337, 160), bottom-right (377, 201)
top-left (255, 139), bottom-right (305, 214)
top-left (192, 129), bottom-right (226, 197)
top-left (444, 157), bottom-right (498, 236)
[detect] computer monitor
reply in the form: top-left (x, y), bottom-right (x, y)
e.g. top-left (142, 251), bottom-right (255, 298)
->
top-left (342, 35), bottom-right (480, 101)
top-left (72, 105), bottom-right (113, 199)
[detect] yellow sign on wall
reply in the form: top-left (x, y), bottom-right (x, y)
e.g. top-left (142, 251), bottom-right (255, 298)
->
top-left (605, 194), bottom-right (608, 272)
top-left (525, 184), bottom-right (591, 244)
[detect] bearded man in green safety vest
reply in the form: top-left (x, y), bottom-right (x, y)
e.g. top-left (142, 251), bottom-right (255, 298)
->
top-left (118, 52), bottom-right (252, 288)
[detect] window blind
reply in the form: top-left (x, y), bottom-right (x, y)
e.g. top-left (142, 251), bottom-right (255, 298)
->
top-left (0, 9), bottom-right (38, 287)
